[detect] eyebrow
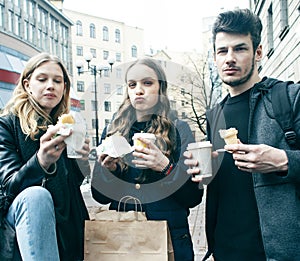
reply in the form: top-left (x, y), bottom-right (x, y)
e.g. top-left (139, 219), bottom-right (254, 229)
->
top-left (217, 42), bottom-right (249, 50)
top-left (36, 72), bottom-right (63, 78)
top-left (127, 77), bottom-right (157, 82)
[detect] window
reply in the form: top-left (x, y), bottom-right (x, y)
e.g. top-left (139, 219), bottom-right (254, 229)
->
top-left (267, 5), bottom-right (274, 57)
top-left (181, 100), bottom-right (185, 106)
top-left (77, 81), bottom-right (85, 92)
top-left (92, 119), bottom-right (97, 129)
top-left (24, 20), bottom-right (29, 40)
top-left (115, 101), bottom-right (121, 111)
top-left (0, 5), bottom-right (4, 27)
top-left (105, 119), bottom-right (110, 127)
top-left (181, 112), bottom-right (186, 119)
top-left (76, 46), bottom-right (83, 56)
top-left (28, 0), bottom-right (34, 17)
top-left (279, 0), bottom-right (289, 39)
top-left (170, 100), bottom-right (176, 110)
top-left (104, 101), bottom-right (111, 112)
top-left (116, 68), bottom-right (122, 79)
top-left (131, 45), bottom-right (137, 57)
top-left (90, 23), bottom-right (96, 38)
top-left (116, 53), bottom-right (121, 62)
top-left (103, 26), bottom-right (109, 41)
top-left (116, 85), bottom-right (123, 95)
top-left (14, 14), bottom-right (21, 36)
top-left (103, 70), bottom-right (109, 77)
top-left (90, 48), bottom-right (96, 58)
top-left (115, 29), bottom-right (121, 43)
top-left (104, 83), bottom-right (111, 94)
top-left (80, 100), bottom-right (85, 110)
top-left (91, 100), bottom-right (98, 111)
top-left (8, 11), bottom-right (13, 32)
top-left (76, 20), bottom-right (82, 36)
top-left (103, 50), bottom-right (109, 60)
top-left (92, 137), bottom-right (97, 147)
top-left (181, 88), bottom-right (185, 95)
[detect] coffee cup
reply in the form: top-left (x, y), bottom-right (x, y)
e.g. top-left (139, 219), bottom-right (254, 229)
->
top-left (187, 141), bottom-right (212, 178)
top-left (132, 133), bottom-right (156, 148)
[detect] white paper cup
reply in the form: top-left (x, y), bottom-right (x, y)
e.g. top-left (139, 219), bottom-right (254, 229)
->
top-left (132, 133), bottom-right (156, 148)
top-left (132, 133), bottom-right (156, 168)
top-left (187, 141), bottom-right (212, 178)
top-left (65, 123), bottom-right (86, 158)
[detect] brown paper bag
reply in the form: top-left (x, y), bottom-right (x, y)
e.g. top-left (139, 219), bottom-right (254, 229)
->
top-left (84, 196), bottom-right (174, 261)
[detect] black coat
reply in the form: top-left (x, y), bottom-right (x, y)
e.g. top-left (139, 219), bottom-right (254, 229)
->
top-left (0, 113), bottom-right (89, 261)
top-left (92, 119), bottom-right (203, 260)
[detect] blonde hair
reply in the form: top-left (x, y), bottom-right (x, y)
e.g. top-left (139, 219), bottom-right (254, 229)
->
top-left (1, 53), bottom-right (71, 140)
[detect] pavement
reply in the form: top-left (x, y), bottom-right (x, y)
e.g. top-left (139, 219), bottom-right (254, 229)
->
top-left (81, 182), bottom-right (101, 209)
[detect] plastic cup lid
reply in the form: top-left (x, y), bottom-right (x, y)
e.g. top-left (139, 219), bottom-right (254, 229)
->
top-left (187, 141), bottom-right (212, 150)
top-left (132, 133), bottom-right (156, 140)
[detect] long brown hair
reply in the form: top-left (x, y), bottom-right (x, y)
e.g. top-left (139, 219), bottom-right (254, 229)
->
top-left (1, 52), bottom-right (71, 140)
top-left (107, 58), bottom-right (176, 158)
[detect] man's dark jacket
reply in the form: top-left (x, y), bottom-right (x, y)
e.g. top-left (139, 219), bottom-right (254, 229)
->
top-left (204, 78), bottom-right (300, 260)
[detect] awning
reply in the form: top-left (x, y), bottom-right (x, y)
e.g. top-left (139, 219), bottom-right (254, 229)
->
top-left (0, 52), bottom-right (26, 73)
top-left (0, 88), bottom-right (13, 108)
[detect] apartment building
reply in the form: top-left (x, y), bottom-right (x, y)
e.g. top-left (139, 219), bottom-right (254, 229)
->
top-left (63, 9), bottom-right (145, 146)
top-left (0, 0), bottom-right (73, 108)
top-left (251, 0), bottom-right (300, 81)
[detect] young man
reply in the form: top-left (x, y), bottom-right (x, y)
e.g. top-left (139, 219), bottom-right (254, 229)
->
top-left (184, 9), bottom-right (300, 261)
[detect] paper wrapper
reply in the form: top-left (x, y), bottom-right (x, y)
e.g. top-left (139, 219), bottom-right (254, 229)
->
top-left (64, 123), bottom-right (86, 158)
top-left (57, 112), bottom-right (86, 158)
top-left (97, 135), bottom-right (133, 158)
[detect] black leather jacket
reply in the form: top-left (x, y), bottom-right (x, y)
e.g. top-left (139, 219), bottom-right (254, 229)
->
top-left (0, 113), bottom-right (89, 260)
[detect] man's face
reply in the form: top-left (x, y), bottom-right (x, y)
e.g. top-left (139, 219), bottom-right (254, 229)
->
top-left (214, 32), bottom-right (262, 88)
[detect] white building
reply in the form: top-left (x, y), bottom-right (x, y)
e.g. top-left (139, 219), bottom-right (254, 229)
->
top-left (63, 9), bottom-right (145, 146)
top-left (0, 0), bottom-right (73, 108)
top-left (251, 0), bottom-right (300, 82)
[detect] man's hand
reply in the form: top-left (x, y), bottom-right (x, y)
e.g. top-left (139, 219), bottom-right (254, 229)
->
top-left (183, 150), bottom-right (219, 182)
top-left (225, 143), bottom-right (288, 173)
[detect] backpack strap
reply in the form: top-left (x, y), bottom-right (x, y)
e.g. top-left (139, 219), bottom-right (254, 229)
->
top-left (271, 80), bottom-right (297, 147)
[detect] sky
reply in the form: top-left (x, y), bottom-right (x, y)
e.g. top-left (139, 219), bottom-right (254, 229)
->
top-left (63, 0), bottom-right (249, 52)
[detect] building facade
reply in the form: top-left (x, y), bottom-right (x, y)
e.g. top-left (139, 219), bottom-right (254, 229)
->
top-left (0, 0), bottom-right (73, 108)
top-left (63, 9), bottom-right (145, 146)
top-left (251, 0), bottom-right (300, 82)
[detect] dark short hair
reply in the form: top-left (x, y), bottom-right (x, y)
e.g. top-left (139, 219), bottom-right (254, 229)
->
top-left (212, 8), bottom-right (262, 52)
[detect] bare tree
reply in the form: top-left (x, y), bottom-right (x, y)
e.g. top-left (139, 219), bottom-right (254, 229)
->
top-left (181, 53), bottom-right (223, 136)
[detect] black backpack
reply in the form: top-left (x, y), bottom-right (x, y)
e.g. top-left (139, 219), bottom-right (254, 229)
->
top-left (261, 78), bottom-right (298, 148)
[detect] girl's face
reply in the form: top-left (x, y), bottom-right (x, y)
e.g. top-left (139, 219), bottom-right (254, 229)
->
top-left (127, 64), bottom-right (160, 120)
top-left (23, 61), bottom-right (65, 114)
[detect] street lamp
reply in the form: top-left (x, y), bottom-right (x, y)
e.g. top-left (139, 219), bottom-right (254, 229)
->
top-left (75, 53), bottom-right (114, 146)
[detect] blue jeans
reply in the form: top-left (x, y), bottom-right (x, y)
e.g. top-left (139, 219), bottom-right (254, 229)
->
top-left (6, 186), bottom-right (59, 261)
